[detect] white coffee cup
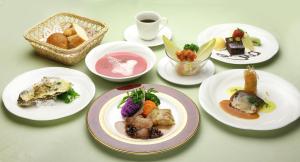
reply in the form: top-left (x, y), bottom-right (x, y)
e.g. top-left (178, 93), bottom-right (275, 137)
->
top-left (135, 11), bottom-right (167, 41)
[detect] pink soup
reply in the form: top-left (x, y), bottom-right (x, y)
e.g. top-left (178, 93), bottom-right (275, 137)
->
top-left (95, 52), bottom-right (148, 77)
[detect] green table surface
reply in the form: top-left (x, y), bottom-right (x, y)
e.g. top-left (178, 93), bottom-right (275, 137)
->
top-left (0, 0), bottom-right (299, 161)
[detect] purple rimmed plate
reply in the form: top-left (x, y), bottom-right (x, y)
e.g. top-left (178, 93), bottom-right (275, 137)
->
top-left (87, 84), bottom-right (200, 155)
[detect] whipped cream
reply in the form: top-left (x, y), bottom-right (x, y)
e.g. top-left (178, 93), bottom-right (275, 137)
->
top-left (107, 56), bottom-right (138, 76)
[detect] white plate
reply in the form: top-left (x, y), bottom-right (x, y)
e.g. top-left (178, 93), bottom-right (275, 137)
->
top-left (124, 25), bottom-right (172, 47)
top-left (197, 23), bottom-right (279, 64)
top-left (199, 69), bottom-right (300, 130)
top-left (85, 41), bottom-right (156, 82)
top-left (2, 67), bottom-right (95, 121)
top-left (157, 57), bottom-right (215, 86)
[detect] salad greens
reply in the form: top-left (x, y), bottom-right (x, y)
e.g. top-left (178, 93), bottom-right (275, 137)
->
top-left (145, 88), bottom-right (160, 106)
top-left (57, 88), bottom-right (79, 103)
top-left (117, 88), bottom-right (160, 108)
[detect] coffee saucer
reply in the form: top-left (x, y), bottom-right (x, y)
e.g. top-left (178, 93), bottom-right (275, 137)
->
top-left (124, 25), bottom-right (172, 47)
top-left (157, 57), bottom-right (215, 86)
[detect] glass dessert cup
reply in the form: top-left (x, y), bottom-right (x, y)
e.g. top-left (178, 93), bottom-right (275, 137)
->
top-left (166, 54), bottom-right (208, 76)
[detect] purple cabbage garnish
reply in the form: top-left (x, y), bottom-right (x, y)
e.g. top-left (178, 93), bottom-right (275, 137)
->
top-left (121, 98), bottom-right (141, 117)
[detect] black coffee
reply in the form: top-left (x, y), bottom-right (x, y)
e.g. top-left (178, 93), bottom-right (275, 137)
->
top-left (140, 19), bottom-right (156, 23)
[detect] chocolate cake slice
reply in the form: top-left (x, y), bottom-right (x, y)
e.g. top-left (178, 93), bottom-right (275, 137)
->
top-left (225, 37), bottom-right (245, 55)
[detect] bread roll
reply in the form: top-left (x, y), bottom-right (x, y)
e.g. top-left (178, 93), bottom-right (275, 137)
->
top-left (68, 34), bottom-right (85, 48)
top-left (46, 33), bottom-right (68, 49)
top-left (65, 23), bottom-right (89, 49)
top-left (72, 23), bottom-right (88, 41)
top-left (63, 28), bottom-right (76, 37)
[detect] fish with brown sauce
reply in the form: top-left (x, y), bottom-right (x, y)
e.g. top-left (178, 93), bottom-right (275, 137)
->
top-left (219, 67), bottom-right (266, 119)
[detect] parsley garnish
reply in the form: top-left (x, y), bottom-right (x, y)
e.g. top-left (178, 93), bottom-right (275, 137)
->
top-left (183, 43), bottom-right (199, 52)
top-left (57, 88), bottom-right (79, 103)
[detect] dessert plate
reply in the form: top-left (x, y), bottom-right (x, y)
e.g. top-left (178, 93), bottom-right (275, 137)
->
top-left (197, 23), bottom-right (279, 64)
top-left (157, 57), bottom-right (215, 85)
top-left (87, 84), bottom-right (199, 155)
top-left (2, 67), bottom-right (95, 121)
top-left (124, 25), bottom-right (172, 47)
top-left (199, 69), bottom-right (300, 130)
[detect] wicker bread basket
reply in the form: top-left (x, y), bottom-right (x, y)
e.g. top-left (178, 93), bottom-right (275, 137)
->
top-left (24, 12), bottom-right (108, 65)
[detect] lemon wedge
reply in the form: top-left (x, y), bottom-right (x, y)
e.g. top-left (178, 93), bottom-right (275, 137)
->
top-left (162, 35), bottom-right (181, 61)
top-left (196, 38), bottom-right (216, 62)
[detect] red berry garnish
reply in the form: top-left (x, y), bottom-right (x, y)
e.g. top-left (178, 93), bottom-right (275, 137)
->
top-left (232, 28), bottom-right (244, 38)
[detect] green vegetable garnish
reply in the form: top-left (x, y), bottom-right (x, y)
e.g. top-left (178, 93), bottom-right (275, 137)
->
top-left (183, 43), bottom-right (199, 52)
top-left (247, 95), bottom-right (265, 107)
top-left (145, 88), bottom-right (160, 106)
top-left (260, 99), bottom-right (276, 113)
top-left (117, 89), bottom-right (144, 108)
top-left (250, 37), bottom-right (262, 46)
top-left (57, 88), bottom-right (79, 103)
top-left (117, 94), bottom-right (129, 108)
top-left (117, 88), bottom-right (160, 108)
top-left (129, 89), bottom-right (145, 104)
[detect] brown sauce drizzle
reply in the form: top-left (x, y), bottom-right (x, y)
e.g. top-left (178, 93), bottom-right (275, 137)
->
top-left (216, 51), bottom-right (261, 60)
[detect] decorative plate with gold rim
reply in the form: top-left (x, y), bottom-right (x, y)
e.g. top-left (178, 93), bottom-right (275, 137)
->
top-left (87, 84), bottom-right (200, 155)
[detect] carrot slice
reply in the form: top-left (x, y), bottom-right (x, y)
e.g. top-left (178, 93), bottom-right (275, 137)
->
top-left (142, 100), bottom-right (157, 117)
